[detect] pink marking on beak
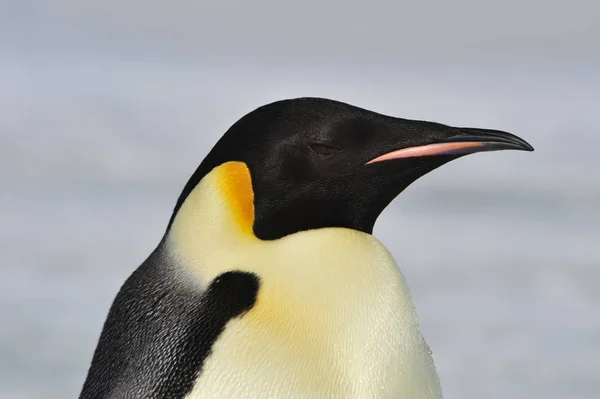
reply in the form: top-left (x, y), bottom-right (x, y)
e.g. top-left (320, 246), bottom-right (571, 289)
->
top-left (366, 142), bottom-right (485, 164)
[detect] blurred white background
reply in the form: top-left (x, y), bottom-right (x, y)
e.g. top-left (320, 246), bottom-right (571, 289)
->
top-left (1, 1), bottom-right (599, 398)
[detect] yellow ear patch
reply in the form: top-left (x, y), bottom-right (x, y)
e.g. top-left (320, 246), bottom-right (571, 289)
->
top-left (216, 162), bottom-right (255, 234)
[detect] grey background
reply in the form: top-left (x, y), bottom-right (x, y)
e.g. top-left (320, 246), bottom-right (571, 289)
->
top-left (1, 1), bottom-right (599, 398)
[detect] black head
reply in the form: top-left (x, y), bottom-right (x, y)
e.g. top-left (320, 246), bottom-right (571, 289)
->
top-left (168, 97), bottom-right (533, 240)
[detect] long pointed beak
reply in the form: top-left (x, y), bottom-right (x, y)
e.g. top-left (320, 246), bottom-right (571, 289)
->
top-left (367, 127), bottom-right (534, 164)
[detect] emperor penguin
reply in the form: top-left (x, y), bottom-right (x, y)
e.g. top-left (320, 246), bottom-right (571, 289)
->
top-left (79, 97), bottom-right (533, 399)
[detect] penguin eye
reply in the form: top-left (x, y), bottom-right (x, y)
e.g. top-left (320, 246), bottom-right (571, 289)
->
top-left (309, 143), bottom-right (342, 156)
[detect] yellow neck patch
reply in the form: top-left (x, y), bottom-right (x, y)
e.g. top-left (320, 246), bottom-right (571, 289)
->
top-left (215, 161), bottom-right (255, 234)
top-left (167, 161), bottom-right (258, 281)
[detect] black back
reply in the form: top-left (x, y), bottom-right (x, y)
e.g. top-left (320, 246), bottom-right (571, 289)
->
top-left (79, 243), bottom-right (259, 399)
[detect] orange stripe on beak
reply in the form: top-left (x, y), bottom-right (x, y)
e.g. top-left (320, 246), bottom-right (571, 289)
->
top-left (367, 142), bottom-right (485, 164)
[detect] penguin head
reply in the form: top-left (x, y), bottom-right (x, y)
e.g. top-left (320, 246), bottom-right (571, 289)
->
top-left (170, 97), bottom-right (533, 240)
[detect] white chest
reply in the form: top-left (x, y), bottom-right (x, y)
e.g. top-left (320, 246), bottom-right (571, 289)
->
top-left (180, 228), bottom-right (442, 399)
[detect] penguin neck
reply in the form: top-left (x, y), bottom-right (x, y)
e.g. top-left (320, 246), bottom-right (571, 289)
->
top-left (166, 161), bottom-right (258, 269)
top-left (164, 162), bottom-right (442, 394)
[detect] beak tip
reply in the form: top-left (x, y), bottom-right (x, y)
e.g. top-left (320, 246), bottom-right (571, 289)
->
top-left (517, 140), bottom-right (535, 152)
top-left (454, 128), bottom-right (534, 154)
top-left (483, 140), bottom-right (535, 153)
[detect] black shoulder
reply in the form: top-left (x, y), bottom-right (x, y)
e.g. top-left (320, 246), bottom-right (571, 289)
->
top-left (79, 247), bottom-right (260, 399)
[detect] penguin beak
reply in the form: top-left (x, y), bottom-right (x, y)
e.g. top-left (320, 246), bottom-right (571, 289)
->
top-left (367, 127), bottom-right (534, 164)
